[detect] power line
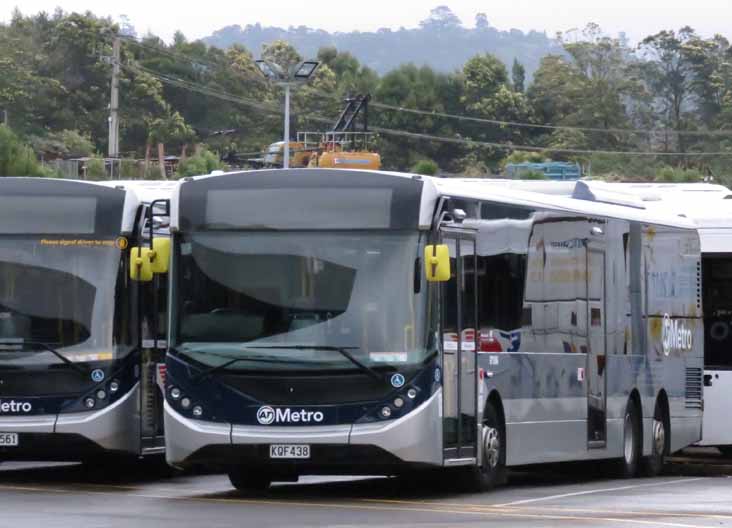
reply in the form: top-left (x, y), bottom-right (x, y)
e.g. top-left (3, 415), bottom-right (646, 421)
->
top-left (369, 101), bottom-right (732, 138)
top-left (130, 64), bottom-right (732, 158)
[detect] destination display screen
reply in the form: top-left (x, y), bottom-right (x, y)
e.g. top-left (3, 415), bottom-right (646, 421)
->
top-left (0, 179), bottom-right (127, 235)
top-left (0, 196), bottom-right (97, 234)
top-left (178, 169), bottom-right (423, 231)
top-left (205, 188), bottom-right (394, 229)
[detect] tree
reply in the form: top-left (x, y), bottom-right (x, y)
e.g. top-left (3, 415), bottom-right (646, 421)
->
top-left (0, 125), bottom-right (52, 176)
top-left (147, 109), bottom-right (195, 178)
top-left (638, 27), bottom-right (700, 151)
top-left (512, 59), bottom-right (526, 93)
top-left (261, 40), bottom-right (302, 71)
top-left (462, 54), bottom-right (509, 104)
top-left (419, 6), bottom-right (462, 31)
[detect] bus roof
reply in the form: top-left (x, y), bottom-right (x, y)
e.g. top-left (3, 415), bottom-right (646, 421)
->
top-left (173, 169), bottom-right (699, 231)
top-left (429, 178), bottom-right (698, 230)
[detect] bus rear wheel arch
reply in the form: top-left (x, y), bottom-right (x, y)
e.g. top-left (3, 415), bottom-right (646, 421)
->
top-left (642, 391), bottom-right (670, 477)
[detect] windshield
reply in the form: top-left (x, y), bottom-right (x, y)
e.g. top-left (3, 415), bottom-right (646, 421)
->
top-left (174, 231), bottom-right (430, 371)
top-left (0, 236), bottom-right (131, 366)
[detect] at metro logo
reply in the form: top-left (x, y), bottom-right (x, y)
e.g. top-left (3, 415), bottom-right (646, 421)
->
top-left (0, 400), bottom-right (32, 413)
top-left (256, 405), bottom-right (325, 425)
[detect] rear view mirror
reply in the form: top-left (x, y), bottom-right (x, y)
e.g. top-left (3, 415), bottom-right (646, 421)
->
top-left (424, 244), bottom-right (451, 282)
top-left (130, 247), bottom-right (153, 282)
top-left (150, 238), bottom-right (170, 274)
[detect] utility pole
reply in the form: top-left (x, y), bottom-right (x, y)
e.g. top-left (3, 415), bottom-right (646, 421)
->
top-left (283, 84), bottom-right (291, 169)
top-left (2, 110), bottom-right (7, 127)
top-left (108, 36), bottom-right (120, 159)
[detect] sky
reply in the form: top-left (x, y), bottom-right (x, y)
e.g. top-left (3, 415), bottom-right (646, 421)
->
top-left (2, 0), bottom-right (730, 43)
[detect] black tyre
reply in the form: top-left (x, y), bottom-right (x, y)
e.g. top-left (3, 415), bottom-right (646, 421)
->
top-left (615, 400), bottom-right (641, 478)
top-left (228, 469), bottom-right (271, 492)
top-left (462, 402), bottom-right (506, 492)
top-left (717, 446), bottom-right (732, 458)
top-left (642, 400), bottom-right (668, 477)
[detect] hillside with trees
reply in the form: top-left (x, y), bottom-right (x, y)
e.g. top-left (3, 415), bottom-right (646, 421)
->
top-left (1, 8), bottom-right (731, 181)
top-left (203, 6), bottom-right (562, 78)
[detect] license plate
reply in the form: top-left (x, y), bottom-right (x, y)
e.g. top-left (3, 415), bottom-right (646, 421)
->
top-left (269, 444), bottom-right (310, 459)
top-left (0, 433), bottom-right (18, 447)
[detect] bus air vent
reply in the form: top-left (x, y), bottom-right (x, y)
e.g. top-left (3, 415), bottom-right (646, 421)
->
top-left (685, 367), bottom-right (703, 409)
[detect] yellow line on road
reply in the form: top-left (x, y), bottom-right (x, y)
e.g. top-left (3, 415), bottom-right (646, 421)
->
top-left (0, 483), bottom-right (713, 527)
top-left (361, 495), bottom-right (732, 522)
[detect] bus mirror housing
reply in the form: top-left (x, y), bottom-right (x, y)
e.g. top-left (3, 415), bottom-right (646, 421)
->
top-left (424, 244), bottom-right (451, 282)
top-left (150, 238), bottom-right (170, 274)
top-left (130, 247), bottom-right (154, 282)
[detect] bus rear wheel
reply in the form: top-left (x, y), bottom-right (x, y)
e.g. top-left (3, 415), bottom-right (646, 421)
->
top-left (642, 401), bottom-right (668, 477)
top-left (615, 400), bottom-right (641, 478)
top-left (462, 402), bottom-right (506, 492)
top-left (228, 469), bottom-right (271, 492)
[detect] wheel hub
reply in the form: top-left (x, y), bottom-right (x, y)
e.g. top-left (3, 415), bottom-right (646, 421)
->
top-left (482, 425), bottom-right (500, 468)
top-left (652, 418), bottom-right (665, 455)
top-left (623, 413), bottom-right (634, 464)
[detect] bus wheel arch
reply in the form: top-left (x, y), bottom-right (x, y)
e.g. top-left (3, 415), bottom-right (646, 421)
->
top-left (642, 390), bottom-right (670, 477)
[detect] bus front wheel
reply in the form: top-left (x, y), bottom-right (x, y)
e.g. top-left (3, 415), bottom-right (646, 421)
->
top-left (228, 469), bottom-right (271, 492)
top-left (463, 402), bottom-right (506, 492)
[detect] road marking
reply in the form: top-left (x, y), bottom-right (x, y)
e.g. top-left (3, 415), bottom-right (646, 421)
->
top-left (363, 497), bottom-right (732, 521)
top-left (495, 477), bottom-right (706, 506)
top-left (0, 483), bottom-right (714, 527)
top-left (532, 505), bottom-right (732, 522)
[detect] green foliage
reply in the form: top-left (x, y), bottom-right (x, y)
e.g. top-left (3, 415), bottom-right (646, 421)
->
top-left (519, 169), bottom-right (547, 180)
top-left (1, 11), bottom-right (731, 180)
top-left (84, 156), bottom-right (106, 180)
top-left (512, 59), bottom-right (526, 93)
top-left (177, 148), bottom-right (224, 177)
top-left (654, 166), bottom-right (704, 182)
top-left (0, 125), bottom-right (51, 176)
top-left (411, 159), bottom-right (439, 176)
top-left (502, 151), bottom-right (548, 167)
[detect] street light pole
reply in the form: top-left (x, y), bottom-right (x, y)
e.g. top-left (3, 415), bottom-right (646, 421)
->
top-left (255, 59), bottom-right (320, 170)
top-left (283, 83), bottom-right (291, 169)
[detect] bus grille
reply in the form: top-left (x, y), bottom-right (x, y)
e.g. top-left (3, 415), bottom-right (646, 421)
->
top-left (685, 367), bottom-right (703, 409)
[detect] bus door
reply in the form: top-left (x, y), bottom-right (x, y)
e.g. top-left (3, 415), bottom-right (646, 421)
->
top-left (586, 245), bottom-right (607, 446)
top-left (138, 200), bottom-right (170, 455)
top-left (441, 230), bottom-right (478, 462)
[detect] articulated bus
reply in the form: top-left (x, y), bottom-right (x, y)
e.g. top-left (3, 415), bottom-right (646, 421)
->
top-left (163, 169), bottom-right (702, 491)
top-left (0, 178), bottom-right (172, 463)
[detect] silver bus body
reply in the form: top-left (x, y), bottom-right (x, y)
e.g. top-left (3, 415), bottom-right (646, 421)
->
top-left (164, 170), bottom-right (702, 485)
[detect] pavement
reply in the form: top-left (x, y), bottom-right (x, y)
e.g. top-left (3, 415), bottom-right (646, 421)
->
top-left (0, 452), bottom-right (731, 527)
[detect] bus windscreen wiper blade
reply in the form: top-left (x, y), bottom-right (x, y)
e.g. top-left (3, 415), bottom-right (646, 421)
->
top-left (191, 355), bottom-right (304, 383)
top-left (0, 340), bottom-right (90, 377)
top-left (248, 345), bottom-right (387, 383)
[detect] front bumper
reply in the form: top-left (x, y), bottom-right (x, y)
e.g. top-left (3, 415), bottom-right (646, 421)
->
top-left (0, 383), bottom-right (141, 461)
top-left (165, 389), bottom-right (443, 472)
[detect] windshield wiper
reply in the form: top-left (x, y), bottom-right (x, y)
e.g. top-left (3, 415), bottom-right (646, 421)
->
top-left (248, 345), bottom-right (388, 384)
top-left (0, 340), bottom-right (90, 377)
top-left (191, 355), bottom-right (307, 383)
